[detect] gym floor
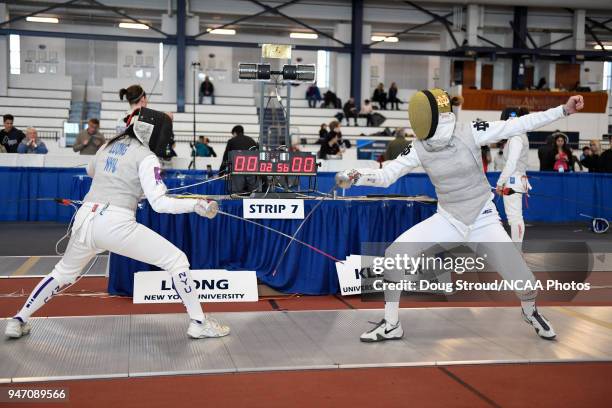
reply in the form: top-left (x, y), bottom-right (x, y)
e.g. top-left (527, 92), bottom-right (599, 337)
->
top-left (1, 222), bottom-right (611, 407)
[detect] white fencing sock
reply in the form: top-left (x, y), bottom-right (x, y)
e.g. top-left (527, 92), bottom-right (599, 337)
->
top-left (14, 275), bottom-right (62, 322)
top-left (172, 270), bottom-right (205, 323)
top-left (521, 300), bottom-right (536, 315)
top-left (384, 302), bottom-right (400, 326)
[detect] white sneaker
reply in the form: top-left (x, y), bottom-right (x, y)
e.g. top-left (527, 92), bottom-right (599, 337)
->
top-left (360, 319), bottom-right (404, 343)
top-left (522, 307), bottom-right (556, 340)
top-left (5, 318), bottom-right (31, 339)
top-left (187, 316), bottom-right (230, 339)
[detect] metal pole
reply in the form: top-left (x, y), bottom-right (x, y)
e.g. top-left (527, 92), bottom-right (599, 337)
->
top-left (351, 0), bottom-right (363, 108)
top-left (511, 6), bottom-right (528, 90)
top-left (286, 81), bottom-right (291, 147)
top-left (176, 0), bottom-right (186, 112)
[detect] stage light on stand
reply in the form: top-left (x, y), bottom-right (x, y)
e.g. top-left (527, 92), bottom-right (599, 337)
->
top-left (238, 63), bottom-right (315, 82)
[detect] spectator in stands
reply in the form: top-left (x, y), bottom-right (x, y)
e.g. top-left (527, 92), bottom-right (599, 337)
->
top-left (306, 83), bottom-right (322, 108)
top-left (582, 138), bottom-right (612, 173)
top-left (322, 90), bottom-right (341, 109)
top-left (193, 136), bottom-right (217, 157)
top-left (220, 125), bottom-right (258, 193)
top-left (318, 132), bottom-right (341, 159)
top-left (383, 128), bottom-right (410, 161)
top-left (493, 140), bottom-right (507, 170)
top-left (581, 140), bottom-right (601, 172)
top-left (481, 145), bottom-right (492, 172)
top-left (317, 123), bottom-right (328, 144)
top-left (388, 82), bottom-right (402, 110)
top-left (600, 135), bottom-right (612, 173)
top-left (199, 76), bottom-right (215, 105)
top-left (194, 136), bottom-right (210, 157)
top-left (203, 137), bottom-right (217, 157)
top-left (73, 118), bottom-right (105, 155)
top-left (343, 97), bottom-right (359, 126)
top-left (0, 114), bottom-right (25, 153)
top-left (549, 133), bottom-right (574, 172)
top-left (372, 83), bottom-right (387, 110)
top-left (17, 128), bottom-right (48, 154)
top-left (535, 77), bottom-right (548, 90)
top-left (328, 120), bottom-right (350, 150)
top-left (538, 133), bottom-right (557, 171)
top-left (360, 99), bottom-right (374, 127)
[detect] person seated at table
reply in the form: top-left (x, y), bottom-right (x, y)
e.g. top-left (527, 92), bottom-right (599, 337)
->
top-left (73, 118), bottom-right (105, 155)
top-left (0, 114), bottom-right (26, 153)
top-left (220, 125), bottom-right (258, 194)
top-left (548, 133), bottom-right (574, 172)
top-left (17, 128), bottom-right (48, 154)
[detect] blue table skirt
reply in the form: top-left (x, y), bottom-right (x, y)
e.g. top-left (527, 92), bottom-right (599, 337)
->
top-left (108, 199), bottom-right (437, 296)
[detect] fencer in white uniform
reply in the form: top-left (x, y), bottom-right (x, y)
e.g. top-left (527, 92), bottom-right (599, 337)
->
top-left (496, 107), bottom-right (531, 244)
top-left (336, 89), bottom-right (584, 342)
top-left (6, 85), bottom-right (230, 340)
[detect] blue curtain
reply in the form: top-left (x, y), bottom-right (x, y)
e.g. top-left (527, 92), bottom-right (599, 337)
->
top-left (1, 167), bottom-right (610, 223)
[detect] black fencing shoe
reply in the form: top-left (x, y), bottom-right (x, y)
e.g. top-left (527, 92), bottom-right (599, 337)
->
top-left (522, 307), bottom-right (556, 340)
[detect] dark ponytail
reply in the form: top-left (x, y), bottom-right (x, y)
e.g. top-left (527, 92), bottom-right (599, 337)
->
top-left (119, 85), bottom-right (146, 105)
top-left (450, 95), bottom-right (464, 107)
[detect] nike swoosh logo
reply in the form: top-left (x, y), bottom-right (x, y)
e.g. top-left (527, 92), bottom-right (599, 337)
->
top-left (384, 327), bottom-right (396, 334)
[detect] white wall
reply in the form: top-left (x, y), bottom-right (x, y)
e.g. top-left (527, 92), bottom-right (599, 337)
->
top-left (19, 36), bottom-right (65, 77)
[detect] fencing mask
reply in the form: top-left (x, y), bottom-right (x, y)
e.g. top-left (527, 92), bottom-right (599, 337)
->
top-left (132, 107), bottom-right (174, 157)
top-left (408, 88), bottom-right (453, 140)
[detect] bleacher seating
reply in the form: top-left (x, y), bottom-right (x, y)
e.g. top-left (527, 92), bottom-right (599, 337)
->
top-left (0, 88), bottom-right (71, 134)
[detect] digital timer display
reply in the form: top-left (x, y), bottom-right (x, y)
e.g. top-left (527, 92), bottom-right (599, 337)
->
top-left (229, 151), bottom-right (317, 176)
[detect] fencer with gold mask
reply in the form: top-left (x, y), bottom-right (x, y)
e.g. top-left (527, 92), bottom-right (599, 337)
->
top-left (336, 89), bottom-right (584, 343)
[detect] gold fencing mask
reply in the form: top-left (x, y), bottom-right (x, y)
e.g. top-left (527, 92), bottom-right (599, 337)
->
top-left (408, 89), bottom-right (452, 140)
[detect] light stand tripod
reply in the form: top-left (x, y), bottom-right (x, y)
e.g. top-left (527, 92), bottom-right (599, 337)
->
top-left (188, 61), bottom-right (201, 170)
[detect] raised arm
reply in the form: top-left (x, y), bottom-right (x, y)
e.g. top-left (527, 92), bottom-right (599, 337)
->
top-left (472, 95), bottom-right (584, 146)
top-left (336, 144), bottom-right (421, 188)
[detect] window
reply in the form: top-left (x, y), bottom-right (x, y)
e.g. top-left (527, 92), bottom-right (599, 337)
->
top-left (9, 35), bottom-right (20, 75)
top-left (604, 61), bottom-right (611, 91)
top-left (316, 50), bottom-right (330, 88)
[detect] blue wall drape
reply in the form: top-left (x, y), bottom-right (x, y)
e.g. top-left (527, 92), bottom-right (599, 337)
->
top-left (1, 167), bottom-right (610, 223)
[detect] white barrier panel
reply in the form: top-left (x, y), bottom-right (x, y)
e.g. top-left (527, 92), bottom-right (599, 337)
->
top-left (44, 155), bottom-right (90, 168)
top-left (133, 269), bottom-right (258, 303)
top-left (336, 255), bottom-right (364, 296)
